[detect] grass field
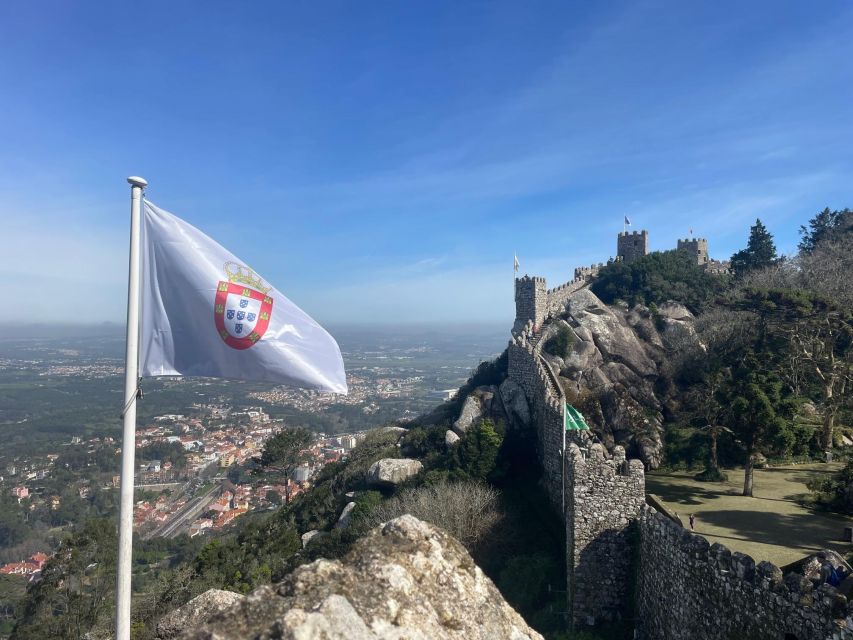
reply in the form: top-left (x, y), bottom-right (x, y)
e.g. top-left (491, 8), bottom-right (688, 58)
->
top-left (646, 463), bottom-right (853, 567)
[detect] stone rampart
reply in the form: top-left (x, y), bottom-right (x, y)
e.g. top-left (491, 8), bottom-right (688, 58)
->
top-left (507, 324), bottom-right (565, 510)
top-left (565, 443), bottom-right (645, 627)
top-left (546, 277), bottom-right (590, 318)
top-left (637, 505), bottom-right (853, 640)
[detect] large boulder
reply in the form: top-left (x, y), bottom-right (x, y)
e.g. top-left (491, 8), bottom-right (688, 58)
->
top-left (301, 529), bottom-right (328, 548)
top-left (498, 379), bottom-right (530, 427)
top-left (335, 501), bottom-right (357, 529)
top-left (445, 429), bottom-right (460, 447)
top-left (546, 288), bottom-right (695, 468)
top-left (158, 589), bottom-right (244, 639)
top-left (168, 515), bottom-right (543, 640)
top-left (366, 458), bottom-right (423, 487)
top-left (657, 301), bottom-right (693, 321)
top-left (453, 394), bottom-right (484, 435)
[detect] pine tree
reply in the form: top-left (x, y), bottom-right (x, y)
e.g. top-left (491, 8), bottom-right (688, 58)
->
top-left (730, 218), bottom-right (778, 276)
top-left (799, 207), bottom-right (853, 253)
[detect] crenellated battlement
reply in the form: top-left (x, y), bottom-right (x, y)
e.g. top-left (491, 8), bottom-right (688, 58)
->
top-left (638, 506), bottom-right (853, 639)
top-left (564, 442), bottom-right (645, 625)
top-left (676, 237), bottom-right (710, 265)
top-left (617, 229), bottom-right (649, 263)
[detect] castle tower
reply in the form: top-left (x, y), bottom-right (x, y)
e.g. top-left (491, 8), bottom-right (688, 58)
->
top-left (513, 276), bottom-right (547, 334)
top-left (616, 230), bottom-right (649, 264)
top-left (676, 237), bottom-right (709, 265)
top-left (564, 443), bottom-right (645, 627)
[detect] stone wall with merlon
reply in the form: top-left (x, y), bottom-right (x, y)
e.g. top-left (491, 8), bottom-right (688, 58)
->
top-left (546, 278), bottom-right (590, 318)
top-left (508, 332), bottom-right (564, 511)
top-left (637, 505), bottom-right (853, 640)
top-left (514, 276), bottom-right (548, 334)
top-left (565, 443), bottom-right (646, 627)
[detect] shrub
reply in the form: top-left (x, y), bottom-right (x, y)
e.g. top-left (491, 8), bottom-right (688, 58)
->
top-left (365, 481), bottom-right (502, 552)
top-left (543, 325), bottom-right (574, 359)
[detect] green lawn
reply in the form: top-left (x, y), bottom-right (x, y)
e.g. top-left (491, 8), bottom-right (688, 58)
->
top-left (646, 463), bottom-right (853, 567)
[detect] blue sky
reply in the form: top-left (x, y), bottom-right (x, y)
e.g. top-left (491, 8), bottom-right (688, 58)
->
top-left (1, 1), bottom-right (850, 326)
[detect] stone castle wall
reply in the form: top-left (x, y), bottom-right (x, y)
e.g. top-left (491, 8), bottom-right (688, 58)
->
top-left (547, 277), bottom-right (591, 318)
top-left (637, 505), bottom-right (853, 640)
top-left (565, 443), bottom-right (645, 627)
top-left (513, 274), bottom-right (591, 337)
top-left (676, 237), bottom-right (709, 265)
top-left (617, 230), bottom-right (649, 263)
top-left (514, 276), bottom-right (548, 334)
top-left (507, 324), bottom-right (565, 510)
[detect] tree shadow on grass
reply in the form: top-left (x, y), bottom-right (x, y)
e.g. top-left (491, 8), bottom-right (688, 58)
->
top-left (645, 479), bottom-right (734, 506)
top-left (697, 509), bottom-right (852, 550)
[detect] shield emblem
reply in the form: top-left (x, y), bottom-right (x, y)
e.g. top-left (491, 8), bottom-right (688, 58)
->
top-left (214, 281), bottom-right (274, 350)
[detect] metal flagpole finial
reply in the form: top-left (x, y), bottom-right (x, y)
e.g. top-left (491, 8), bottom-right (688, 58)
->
top-left (127, 176), bottom-right (148, 189)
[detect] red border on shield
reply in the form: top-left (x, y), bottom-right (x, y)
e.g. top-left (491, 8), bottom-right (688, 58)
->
top-left (214, 281), bottom-right (274, 350)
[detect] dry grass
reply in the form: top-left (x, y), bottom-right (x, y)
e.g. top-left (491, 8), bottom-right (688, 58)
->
top-left (646, 463), bottom-right (853, 566)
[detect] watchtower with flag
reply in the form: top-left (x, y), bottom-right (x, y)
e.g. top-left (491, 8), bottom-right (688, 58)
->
top-left (616, 229), bottom-right (649, 264)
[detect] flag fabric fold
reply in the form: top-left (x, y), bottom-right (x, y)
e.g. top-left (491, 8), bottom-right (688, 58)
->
top-left (564, 403), bottom-right (590, 431)
top-left (140, 200), bottom-right (347, 394)
top-left (624, 215), bottom-right (631, 225)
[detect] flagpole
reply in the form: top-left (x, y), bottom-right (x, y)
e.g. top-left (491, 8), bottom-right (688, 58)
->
top-left (561, 401), bottom-right (566, 513)
top-left (116, 176), bottom-right (147, 640)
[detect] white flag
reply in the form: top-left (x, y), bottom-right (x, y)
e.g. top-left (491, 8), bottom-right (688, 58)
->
top-left (140, 201), bottom-right (347, 394)
top-left (513, 254), bottom-right (520, 272)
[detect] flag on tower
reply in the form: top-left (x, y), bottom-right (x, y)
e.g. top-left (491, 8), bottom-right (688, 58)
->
top-left (624, 215), bottom-right (631, 225)
top-left (140, 200), bottom-right (347, 393)
top-left (513, 253), bottom-right (520, 273)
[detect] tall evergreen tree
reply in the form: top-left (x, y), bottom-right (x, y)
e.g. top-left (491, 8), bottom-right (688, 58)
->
top-left (730, 218), bottom-right (778, 276)
top-left (799, 207), bottom-right (853, 254)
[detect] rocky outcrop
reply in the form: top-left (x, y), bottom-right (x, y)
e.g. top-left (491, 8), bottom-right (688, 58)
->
top-left (163, 515), bottom-right (543, 640)
top-left (445, 429), bottom-right (460, 447)
top-left (158, 590), bottom-right (244, 639)
top-left (498, 379), bottom-right (531, 428)
top-left (334, 501), bottom-right (357, 529)
top-left (366, 458), bottom-right (423, 487)
top-left (301, 529), bottom-right (327, 548)
top-left (541, 291), bottom-right (698, 468)
top-left (453, 394), bottom-right (484, 435)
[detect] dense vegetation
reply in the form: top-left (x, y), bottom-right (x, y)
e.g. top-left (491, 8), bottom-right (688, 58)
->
top-left (660, 210), bottom-right (852, 499)
top-left (591, 249), bottom-right (722, 313)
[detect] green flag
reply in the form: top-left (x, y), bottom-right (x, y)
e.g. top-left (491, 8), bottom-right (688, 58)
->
top-left (564, 403), bottom-right (590, 430)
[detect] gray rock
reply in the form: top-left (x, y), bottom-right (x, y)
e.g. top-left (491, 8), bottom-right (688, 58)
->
top-left (499, 379), bottom-right (531, 427)
top-left (657, 301), bottom-right (693, 321)
top-left (445, 429), bottom-right (460, 447)
top-left (573, 325), bottom-right (594, 343)
top-left (453, 394), bottom-right (484, 434)
top-left (366, 458), bottom-right (423, 487)
top-left (174, 515), bottom-right (543, 640)
top-left (157, 589), bottom-right (244, 639)
top-left (335, 501), bottom-right (357, 529)
top-left (660, 317), bottom-right (699, 352)
top-left (562, 338), bottom-right (603, 374)
top-left (301, 529), bottom-right (328, 548)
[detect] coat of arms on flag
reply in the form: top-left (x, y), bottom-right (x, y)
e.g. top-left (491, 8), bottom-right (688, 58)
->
top-left (214, 261), bottom-right (274, 349)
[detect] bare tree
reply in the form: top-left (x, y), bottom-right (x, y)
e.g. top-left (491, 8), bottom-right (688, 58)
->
top-left (367, 481), bottom-right (501, 551)
top-left (799, 239), bottom-right (853, 309)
